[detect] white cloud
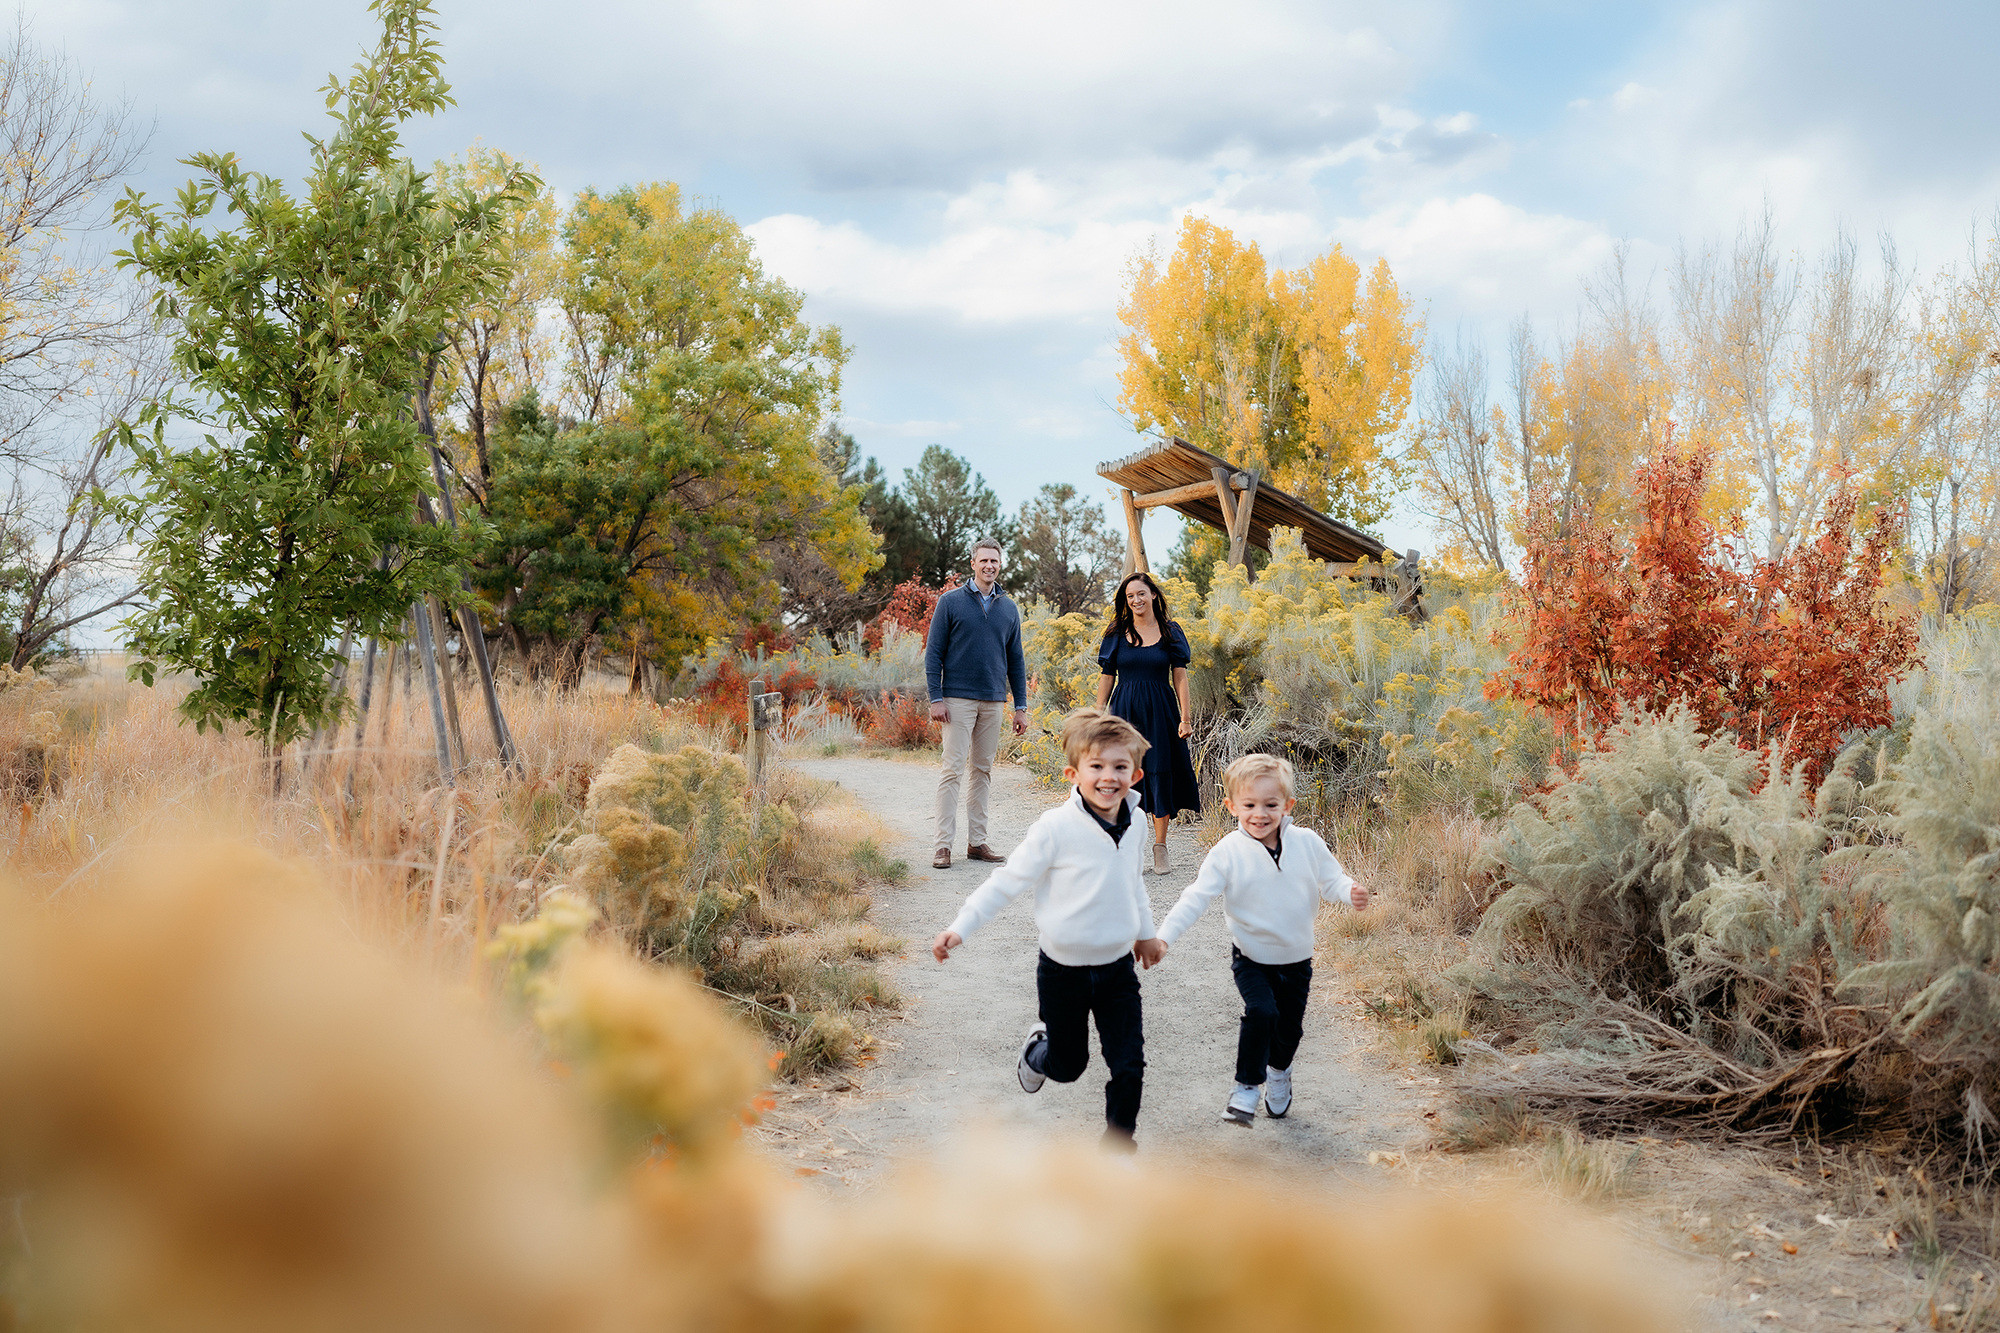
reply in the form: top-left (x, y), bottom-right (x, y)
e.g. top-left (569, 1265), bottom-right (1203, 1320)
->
top-left (1335, 194), bottom-right (1619, 317)
top-left (748, 207), bottom-right (1157, 324)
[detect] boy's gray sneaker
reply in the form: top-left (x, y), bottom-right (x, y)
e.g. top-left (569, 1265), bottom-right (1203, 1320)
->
top-left (1018, 1022), bottom-right (1049, 1093)
top-left (1223, 1082), bottom-right (1260, 1126)
top-left (1264, 1065), bottom-right (1293, 1118)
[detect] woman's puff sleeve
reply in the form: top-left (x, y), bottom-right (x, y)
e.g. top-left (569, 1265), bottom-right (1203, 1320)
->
top-left (1165, 623), bottom-right (1191, 668)
top-left (1098, 630), bottom-right (1120, 676)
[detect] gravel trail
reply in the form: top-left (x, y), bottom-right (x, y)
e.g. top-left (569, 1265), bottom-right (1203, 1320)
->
top-left (754, 754), bottom-right (1428, 1186)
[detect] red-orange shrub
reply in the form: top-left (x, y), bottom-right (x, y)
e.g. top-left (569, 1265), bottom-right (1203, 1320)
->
top-left (864, 575), bottom-right (960, 650)
top-left (862, 692), bottom-right (937, 749)
top-left (1488, 448), bottom-right (1918, 782)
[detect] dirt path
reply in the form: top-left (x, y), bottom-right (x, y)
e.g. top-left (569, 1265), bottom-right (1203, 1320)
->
top-left (753, 754), bottom-right (1429, 1186)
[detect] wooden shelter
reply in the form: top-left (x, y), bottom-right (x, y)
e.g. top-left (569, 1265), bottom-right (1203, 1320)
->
top-left (1097, 436), bottom-right (1425, 620)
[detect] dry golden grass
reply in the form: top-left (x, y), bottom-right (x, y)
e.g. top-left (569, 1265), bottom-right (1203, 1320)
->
top-left (1302, 805), bottom-right (1491, 1068)
top-left (1, 663), bottom-right (902, 1074)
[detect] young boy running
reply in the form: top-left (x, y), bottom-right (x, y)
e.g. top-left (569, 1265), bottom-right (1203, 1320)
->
top-left (931, 709), bottom-right (1165, 1151)
top-left (1154, 753), bottom-right (1370, 1125)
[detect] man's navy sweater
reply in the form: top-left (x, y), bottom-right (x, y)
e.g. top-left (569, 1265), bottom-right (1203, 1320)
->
top-left (925, 583), bottom-right (1028, 706)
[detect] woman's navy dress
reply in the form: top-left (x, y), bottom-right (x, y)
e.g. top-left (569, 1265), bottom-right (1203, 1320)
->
top-left (1099, 624), bottom-right (1202, 820)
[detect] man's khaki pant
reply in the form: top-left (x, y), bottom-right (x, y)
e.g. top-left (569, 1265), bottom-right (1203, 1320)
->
top-left (935, 698), bottom-right (1003, 853)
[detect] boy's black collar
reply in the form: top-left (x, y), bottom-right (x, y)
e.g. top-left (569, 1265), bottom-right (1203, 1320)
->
top-left (1237, 820), bottom-right (1286, 867)
top-left (1076, 788), bottom-right (1133, 845)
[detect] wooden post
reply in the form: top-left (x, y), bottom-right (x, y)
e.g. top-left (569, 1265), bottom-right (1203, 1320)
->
top-left (746, 675), bottom-right (764, 779)
top-left (1229, 469), bottom-right (1259, 584)
top-left (1118, 487), bottom-right (1148, 576)
top-left (412, 599), bottom-right (455, 786)
top-left (746, 675), bottom-right (782, 829)
top-left (1209, 466), bottom-right (1238, 534)
top-left (1392, 549), bottom-right (1428, 622)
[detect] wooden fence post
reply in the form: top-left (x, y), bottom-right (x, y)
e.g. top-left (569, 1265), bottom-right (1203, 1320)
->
top-left (746, 675), bottom-right (782, 831)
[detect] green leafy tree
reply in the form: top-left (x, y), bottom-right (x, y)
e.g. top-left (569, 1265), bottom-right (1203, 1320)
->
top-left (776, 425), bottom-right (917, 631)
top-left (480, 184), bottom-right (869, 680)
top-left (110, 0), bottom-right (534, 747)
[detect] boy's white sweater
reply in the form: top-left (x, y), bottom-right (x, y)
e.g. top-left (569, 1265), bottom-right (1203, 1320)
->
top-left (1157, 819), bottom-right (1357, 965)
top-left (944, 790), bottom-right (1155, 967)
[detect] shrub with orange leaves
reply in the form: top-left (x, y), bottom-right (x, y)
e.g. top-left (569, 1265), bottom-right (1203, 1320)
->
top-left (1489, 448), bottom-right (1918, 782)
top-left (863, 574), bottom-right (959, 650)
top-left (862, 691), bottom-right (938, 749)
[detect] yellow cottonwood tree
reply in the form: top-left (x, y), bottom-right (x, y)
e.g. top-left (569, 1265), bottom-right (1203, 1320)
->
top-left (1270, 249), bottom-right (1420, 523)
top-left (432, 144), bottom-right (559, 514)
top-left (1117, 216), bottom-right (1421, 529)
top-left (1116, 218), bottom-right (1278, 468)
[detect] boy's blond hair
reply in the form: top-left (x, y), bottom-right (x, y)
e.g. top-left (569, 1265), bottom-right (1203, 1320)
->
top-left (1060, 708), bottom-right (1149, 769)
top-left (1223, 752), bottom-right (1295, 799)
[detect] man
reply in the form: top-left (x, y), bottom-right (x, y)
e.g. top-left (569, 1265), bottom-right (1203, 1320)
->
top-left (925, 538), bottom-right (1029, 869)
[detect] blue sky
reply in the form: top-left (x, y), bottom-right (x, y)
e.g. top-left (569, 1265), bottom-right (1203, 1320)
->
top-left (30, 0), bottom-right (2000, 559)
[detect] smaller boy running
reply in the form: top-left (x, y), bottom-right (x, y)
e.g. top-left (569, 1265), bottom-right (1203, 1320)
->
top-left (1154, 753), bottom-right (1370, 1125)
top-left (931, 708), bottom-right (1164, 1152)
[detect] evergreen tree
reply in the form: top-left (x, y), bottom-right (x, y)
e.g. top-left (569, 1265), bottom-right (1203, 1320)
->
top-left (902, 445), bottom-right (1005, 587)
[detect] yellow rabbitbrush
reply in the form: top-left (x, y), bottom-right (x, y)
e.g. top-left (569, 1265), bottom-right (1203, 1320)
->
top-left (0, 842), bottom-right (1684, 1333)
top-left (562, 744), bottom-right (792, 962)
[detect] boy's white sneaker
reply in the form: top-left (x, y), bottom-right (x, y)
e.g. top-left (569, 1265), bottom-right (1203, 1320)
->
top-left (1017, 1022), bottom-right (1049, 1093)
top-left (1264, 1065), bottom-right (1293, 1118)
top-left (1223, 1082), bottom-right (1260, 1126)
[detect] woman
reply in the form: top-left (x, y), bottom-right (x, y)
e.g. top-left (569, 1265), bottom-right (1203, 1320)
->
top-left (1095, 571), bottom-right (1201, 873)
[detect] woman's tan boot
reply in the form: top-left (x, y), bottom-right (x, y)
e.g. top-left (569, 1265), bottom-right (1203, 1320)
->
top-left (1152, 842), bottom-right (1169, 875)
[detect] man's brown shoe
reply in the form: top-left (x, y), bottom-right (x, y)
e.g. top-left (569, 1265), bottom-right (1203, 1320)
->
top-left (966, 844), bottom-right (1007, 864)
top-left (932, 849), bottom-right (951, 869)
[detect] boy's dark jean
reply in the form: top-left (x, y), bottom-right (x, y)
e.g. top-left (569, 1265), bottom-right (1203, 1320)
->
top-left (1034, 950), bottom-right (1145, 1139)
top-left (1230, 946), bottom-right (1313, 1086)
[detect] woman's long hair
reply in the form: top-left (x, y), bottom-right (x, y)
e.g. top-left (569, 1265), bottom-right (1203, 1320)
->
top-left (1108, 571), bottom-right (1175, 647)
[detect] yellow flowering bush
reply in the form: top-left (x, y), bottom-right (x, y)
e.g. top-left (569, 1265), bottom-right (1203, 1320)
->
top-left (1021, 608), bottom-right (1107, 776)
top-left (1026, 531), bottom-right (1550, 812)
top-left (534, 943), bottom-right (773, 1162)
top-left (563, 744), bottom-right (793, 963)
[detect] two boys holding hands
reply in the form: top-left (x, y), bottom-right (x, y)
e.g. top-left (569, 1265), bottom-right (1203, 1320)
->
top-left (932, 708), bottom-right (1369, 1148)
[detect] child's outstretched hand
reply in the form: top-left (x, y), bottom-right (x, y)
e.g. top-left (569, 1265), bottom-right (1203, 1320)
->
top-left (931, 930), bottom-right (963, 963)
top-left (1134, 938), bottom-right (1167, 969)
top-left (1350, 883), bottom-right (1371, 911)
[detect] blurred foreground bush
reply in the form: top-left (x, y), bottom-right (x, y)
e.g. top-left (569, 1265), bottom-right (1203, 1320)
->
top-left (0, 844), bottom-right (1681, 1332)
